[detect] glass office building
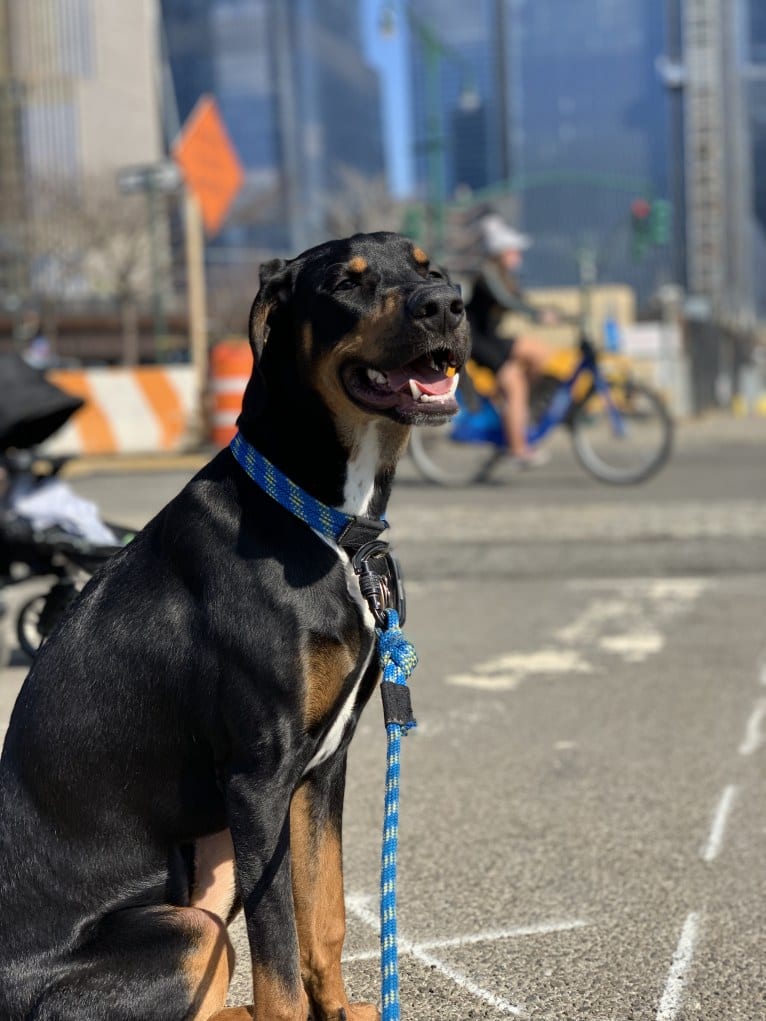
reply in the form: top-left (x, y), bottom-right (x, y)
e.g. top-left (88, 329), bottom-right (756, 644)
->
top-left (509, 0), bottom-right (671, 290)
top-left (408, 0), bottom-right (510, 200)
top-left (407, 0), bottom-right (671, 295)
top-left (161, 0), bottom-right (385, 252)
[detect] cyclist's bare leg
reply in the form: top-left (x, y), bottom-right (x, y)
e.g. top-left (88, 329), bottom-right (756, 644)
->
top-left (495, 360), bottom-right (529, 456)
top-left (513, 335), bottom-right (551, 379)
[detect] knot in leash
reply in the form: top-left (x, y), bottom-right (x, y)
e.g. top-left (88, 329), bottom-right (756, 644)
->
top-left (378, 609), bottom-right (418, 700)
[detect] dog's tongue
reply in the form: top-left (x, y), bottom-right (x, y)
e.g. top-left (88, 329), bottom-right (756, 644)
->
top-left (386, 357), bottom-right (453, 396)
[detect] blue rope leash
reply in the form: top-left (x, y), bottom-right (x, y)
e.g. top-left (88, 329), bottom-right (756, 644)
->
top-left (229, 432), bottom-right (416, 1021)
top-left (378, 610), bottom-right (418, 1021)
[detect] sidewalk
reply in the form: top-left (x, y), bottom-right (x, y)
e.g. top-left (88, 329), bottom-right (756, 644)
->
top-left (673, 410), bottom-right (766, 446)
top-left (55, 412), bottom-right (764, 480)
top-left (61, 448), bottom-right (213, 479)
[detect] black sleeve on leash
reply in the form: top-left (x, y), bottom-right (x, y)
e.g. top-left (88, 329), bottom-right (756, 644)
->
top-left (380, 682), bottom-right (416, 729)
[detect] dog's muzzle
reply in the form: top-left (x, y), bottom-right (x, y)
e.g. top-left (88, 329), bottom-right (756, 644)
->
top-left (406, 284), bottom-right (465, 335)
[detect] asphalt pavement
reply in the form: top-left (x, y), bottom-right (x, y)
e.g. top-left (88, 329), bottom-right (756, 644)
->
top-left (1, 413), bottom-right (764, 1020)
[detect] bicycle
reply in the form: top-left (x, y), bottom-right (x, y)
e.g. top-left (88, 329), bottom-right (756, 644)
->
top-left (408, 336), bottom-right (673, 486)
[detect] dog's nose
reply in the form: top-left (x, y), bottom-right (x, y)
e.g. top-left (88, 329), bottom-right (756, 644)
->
top-left (406, 284), bottom-right (465, 332)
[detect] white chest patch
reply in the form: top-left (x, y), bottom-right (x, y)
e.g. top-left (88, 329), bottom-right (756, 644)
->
top-left (342, 423), bottom-right (380, 516)
top-left (303, 426), bottom-right (381, 776)
top-left (303, 549), bottom-right (377, 776)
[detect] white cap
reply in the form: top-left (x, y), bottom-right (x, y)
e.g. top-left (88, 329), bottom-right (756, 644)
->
top-left (479, 214), bottom-right (531, 255)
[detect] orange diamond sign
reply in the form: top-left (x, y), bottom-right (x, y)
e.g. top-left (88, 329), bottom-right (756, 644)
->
top-left (173, 95), bottom-right (245, 237)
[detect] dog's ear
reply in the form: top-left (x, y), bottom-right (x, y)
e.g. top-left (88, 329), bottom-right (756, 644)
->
top-left (239, 259), bottom-right (295, 426)
top-left (248, 258), bottom-right (295, 360)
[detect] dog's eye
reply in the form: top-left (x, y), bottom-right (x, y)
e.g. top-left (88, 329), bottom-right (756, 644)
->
top-left (428, 269), bottom-right (445, 281)
top-left (333, 278), bottom-right (358, 293)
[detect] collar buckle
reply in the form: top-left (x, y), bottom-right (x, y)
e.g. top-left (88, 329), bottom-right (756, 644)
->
top-left (337, 515), bottom-right (388, 551)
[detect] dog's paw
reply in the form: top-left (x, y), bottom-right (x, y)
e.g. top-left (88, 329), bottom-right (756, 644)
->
top-left (344, 1005), bottom-right (380, 1021)
top-left (207, 1009), bottom-right (254, 1020)
top-left (308, 1005), bottom-right (380, 1021)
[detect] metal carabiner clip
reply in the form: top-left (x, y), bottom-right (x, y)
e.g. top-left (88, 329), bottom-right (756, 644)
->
top-left (350, 540), bottom-right (407, 628)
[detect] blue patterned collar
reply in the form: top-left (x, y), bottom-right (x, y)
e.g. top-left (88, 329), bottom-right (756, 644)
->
top-left (229, 431), bottom-right (388, 550)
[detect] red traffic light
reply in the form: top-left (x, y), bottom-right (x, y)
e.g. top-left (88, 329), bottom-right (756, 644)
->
top-left (631, 197), bottom-right (652, 220)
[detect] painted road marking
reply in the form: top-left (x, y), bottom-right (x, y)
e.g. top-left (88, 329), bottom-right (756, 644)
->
top-left (346, 895), bottom-right (587, 1016)
top-left (700, 785), bottom-right (738, 862)
top-left (560, 579), bottom-right (708, 665)
top-left (599, 631), bottom-right (664, 663)
top-left (738, 697), bottom-right (766, 756)
top-left (656, 912), bottom-right (700, 1021)
top-left (343, 918), bottom-right (588, 962)
top-left (448, 577), bottom-right (709, 691)
top-left (555, 597), bottom-right (632, 644)
top-left (447, 649), bottom-right (592, 691)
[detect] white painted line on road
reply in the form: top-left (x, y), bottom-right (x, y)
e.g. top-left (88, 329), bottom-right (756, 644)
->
top-left (448, 577), bottom-right (711, 694)
top-left (446, 649), bottom-right (592, 691)
top-left (346, 896), bottom-right (526, 1016)
top-left (555, 598), bottom-right (631, 644)
top-left (343, 917), bottom-right (587, 963)
top-left (656, 912), bottom-right (700, 1021)
top-left (598, 631), bottom-right (664, 663)
top-left (416, 918), bottom-right (588, 950)
top-left (404, 942), bottom-right (525, 1016)
top-left (739, 698), bottom-right (766, 757)
top-left (701, 785), bottom-right (738, 862)
top-left (560, 580), bottom-right (705, 666)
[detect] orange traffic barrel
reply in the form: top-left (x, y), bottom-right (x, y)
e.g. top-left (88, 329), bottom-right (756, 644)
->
top-left (209, 339), bottom-right (252, 446)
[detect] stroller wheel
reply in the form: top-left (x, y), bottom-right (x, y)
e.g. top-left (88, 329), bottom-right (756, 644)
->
top-left (0, 599), bottom-right (8, 671)
top-left (16, 579), bottom-right (78, 660)
top-left (16, 593), bottom-right (49, 661)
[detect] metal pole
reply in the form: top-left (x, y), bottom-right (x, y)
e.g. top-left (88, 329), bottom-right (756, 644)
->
top-left (0, 0), bottom-right (27, 308)
top-left (423, 37), bottom-right (445, 259)
top-left (494, 0), bottom-right (511, 181)
top-left (146, 180), bottom-right (167, 361)
top-left (577, 244), bottom-right (597, 339)
top-left (184, 188), bottom-right (209, 444)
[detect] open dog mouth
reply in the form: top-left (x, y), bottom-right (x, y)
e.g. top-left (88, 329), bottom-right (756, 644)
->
top-left (342, 348), bottom-right (462, 421)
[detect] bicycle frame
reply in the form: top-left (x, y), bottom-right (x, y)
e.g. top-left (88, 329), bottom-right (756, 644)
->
top-left (451, 338), bottom-right (626, 448)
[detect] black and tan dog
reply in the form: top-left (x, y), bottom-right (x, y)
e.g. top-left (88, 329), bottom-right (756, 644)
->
top-left (0, 232), bottom-right (470, 1021)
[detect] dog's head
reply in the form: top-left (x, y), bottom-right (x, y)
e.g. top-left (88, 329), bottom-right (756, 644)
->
top-left (245, 232), bottom-right (471, 429)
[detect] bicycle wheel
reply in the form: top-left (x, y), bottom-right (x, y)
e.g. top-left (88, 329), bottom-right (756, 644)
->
top-left (409, 420), bottom-right (504, 486)
top-left (571, 379), bottom-right (673, 484)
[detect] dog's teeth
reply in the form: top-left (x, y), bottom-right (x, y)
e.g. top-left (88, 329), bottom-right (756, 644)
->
top-left (409, 379), bottom-right (424, 400)
top-left (367, 369), bottom-right (387, 386)
top-left (449, 373), bottom-right (459, 394)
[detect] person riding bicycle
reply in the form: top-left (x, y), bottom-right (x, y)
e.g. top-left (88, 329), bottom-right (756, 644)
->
top-left (466, 214), bottom-right (557, 468)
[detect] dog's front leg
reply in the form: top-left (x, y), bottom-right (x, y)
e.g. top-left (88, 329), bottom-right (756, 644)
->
top-left (291, 755), bottom-right (380, 1021)
top-left (225, 766), bottom-right (309, 1021)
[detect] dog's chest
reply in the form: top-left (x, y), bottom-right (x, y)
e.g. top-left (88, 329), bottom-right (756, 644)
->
top-left (303, 553), bottom-right (377, 776)
top-left (303, 424), bottom-right (386, 775)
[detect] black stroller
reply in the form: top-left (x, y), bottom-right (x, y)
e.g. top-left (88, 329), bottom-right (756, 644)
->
top-left (0, 354), bottom-right (134, 660)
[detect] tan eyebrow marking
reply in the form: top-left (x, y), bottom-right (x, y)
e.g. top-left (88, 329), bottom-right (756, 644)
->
top-left (347, 256), bottom-right (368, 273)
top-left (412, 247), bottom-right (429, 265)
